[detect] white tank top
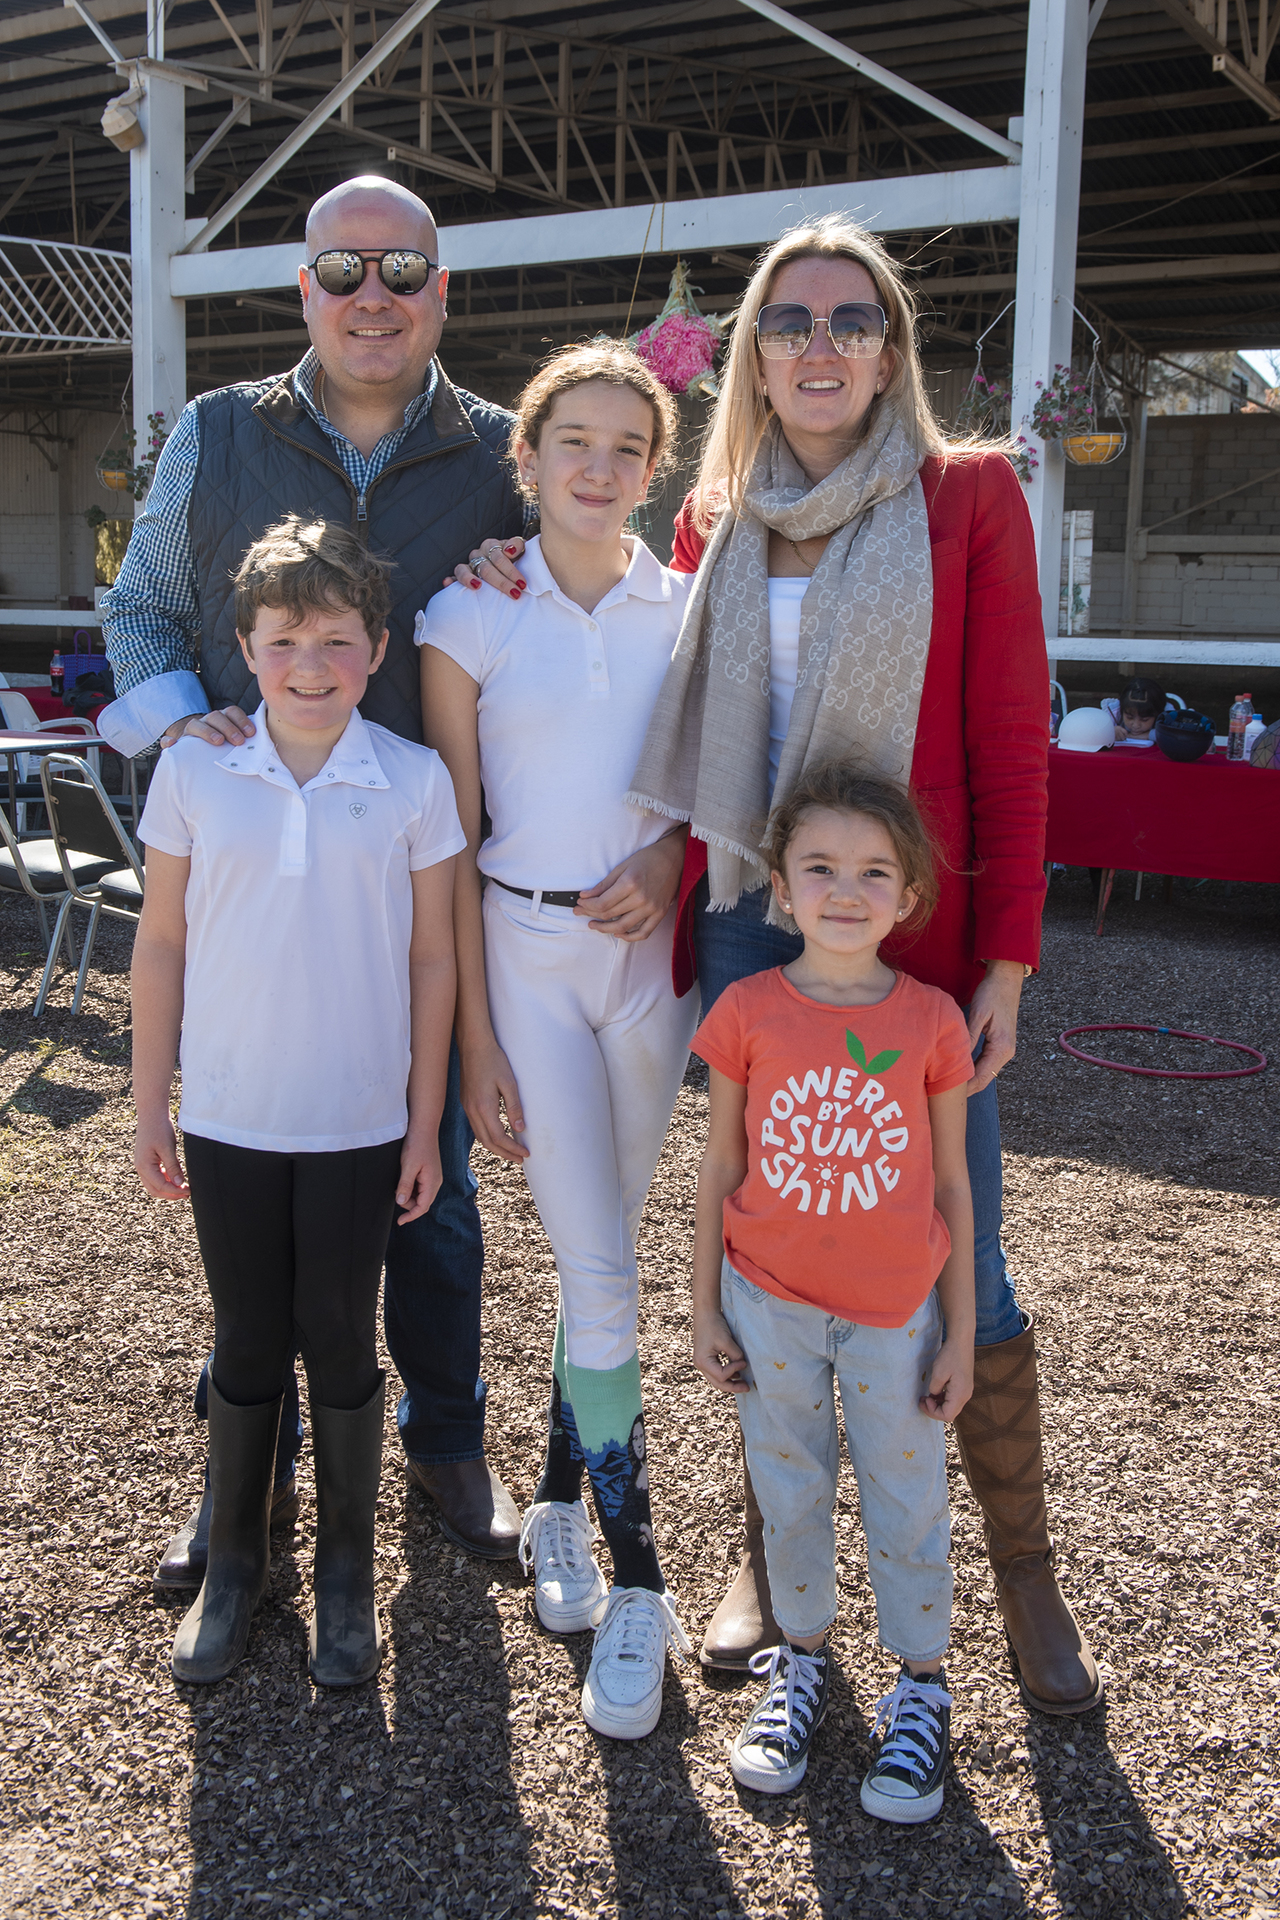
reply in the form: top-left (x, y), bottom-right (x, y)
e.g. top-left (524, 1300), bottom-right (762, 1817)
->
top-left (767, 575), bottom-right (808, 796)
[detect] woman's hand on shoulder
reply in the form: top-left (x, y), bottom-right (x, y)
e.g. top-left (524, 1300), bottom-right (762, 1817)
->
top-left (459, 1034), bottom-right (530, 1162)
top-left (445, 536), bottom-right (528, 597)
top-left (162, 706), bottom-right (255, 748)
top-left (692, 1308), bottom-right (750, 1395)
top-left (575, 827), bottom-right (689, 941)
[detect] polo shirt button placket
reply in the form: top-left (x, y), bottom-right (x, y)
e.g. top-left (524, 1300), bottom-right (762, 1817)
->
top-left (586, 620), bottom-right (610, 694)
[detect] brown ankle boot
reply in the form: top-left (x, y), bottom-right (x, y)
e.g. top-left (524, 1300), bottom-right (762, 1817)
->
top-left (954, 1318), bottom-right (1102, 1716)
top-left (699, 1448), bottom-right (781, 1671)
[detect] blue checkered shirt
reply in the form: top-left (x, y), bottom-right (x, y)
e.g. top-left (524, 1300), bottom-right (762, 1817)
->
top-left (102, 348), bottom-right (439, 699)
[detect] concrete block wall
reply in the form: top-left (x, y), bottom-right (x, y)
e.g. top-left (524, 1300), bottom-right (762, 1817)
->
top-left (1062, 411), bottom-right (1280, 637)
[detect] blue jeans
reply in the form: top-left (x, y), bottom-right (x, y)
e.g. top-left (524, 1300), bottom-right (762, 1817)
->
top-left (195, 1039), bottom-right (487, 1471)
top-left (693, 879), bottom-right (1024, 1349)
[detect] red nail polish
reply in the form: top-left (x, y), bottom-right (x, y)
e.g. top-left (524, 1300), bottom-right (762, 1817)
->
top-left (510, 588), bottom-right (522, 600)
top-left (516, 579), bottom-right (528, 589)
top-left (469, 578), bottom-right (481, 590)
top-left (504, 544), bottom-right (519, 556)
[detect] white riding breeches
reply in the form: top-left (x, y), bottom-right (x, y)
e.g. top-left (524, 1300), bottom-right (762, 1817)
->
top-left (481, 886), bottom-right (699, 1373)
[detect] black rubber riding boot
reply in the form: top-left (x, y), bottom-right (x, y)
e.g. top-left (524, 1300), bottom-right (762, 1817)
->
top-left (171, 1380), bottom-right (283, 1685)
top-left (309, 1374), bottom-right (386, 1687)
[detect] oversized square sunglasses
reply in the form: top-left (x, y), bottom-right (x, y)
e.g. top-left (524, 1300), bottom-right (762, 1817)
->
top-left (755, 300), bottom-right (887, 360)
top-left (307, 248), bottom-right (438, 297)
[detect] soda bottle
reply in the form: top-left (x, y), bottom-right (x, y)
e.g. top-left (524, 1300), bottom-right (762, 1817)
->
top-left (49, 649), bottom-right (64, 699)
top-left (1227, 692), bottom-right (1253, 762)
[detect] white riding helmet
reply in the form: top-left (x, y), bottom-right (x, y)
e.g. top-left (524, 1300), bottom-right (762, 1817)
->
top-left (1057, 706), bottom-right (1114, 753)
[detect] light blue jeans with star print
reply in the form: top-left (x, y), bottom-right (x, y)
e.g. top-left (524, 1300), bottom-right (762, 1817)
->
top-left (720, 1254), bottom-right (953, 1656)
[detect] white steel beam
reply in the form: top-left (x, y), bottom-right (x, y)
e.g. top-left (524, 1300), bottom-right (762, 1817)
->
top-left (61, 0), bottom-right (124, 63)
top-left (130, 64), bottom-right (187, 509)
top-left (733, 0), bottom-right (1020, 161)
top-left (1011, 0), bottom-right (1087, 646)
top-left (180, 0), bottom-right (446, 252)
top-left (171, 163), bottom-right (1022, 298)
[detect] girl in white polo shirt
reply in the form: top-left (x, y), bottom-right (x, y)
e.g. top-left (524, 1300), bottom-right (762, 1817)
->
top-left (132, 516), bottom-right (464, 1690)
top-left (420, 344), bottom-right (697, 1739)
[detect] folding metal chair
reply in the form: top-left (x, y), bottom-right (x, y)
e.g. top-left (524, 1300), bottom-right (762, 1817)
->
top-left (36, 752), bottom-right (145, 1015)
top-left (0, 806), bottom-right (122, 1010)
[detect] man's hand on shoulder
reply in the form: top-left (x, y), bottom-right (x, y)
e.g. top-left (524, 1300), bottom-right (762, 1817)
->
top-left (162, 707), bottom-right (256, 749)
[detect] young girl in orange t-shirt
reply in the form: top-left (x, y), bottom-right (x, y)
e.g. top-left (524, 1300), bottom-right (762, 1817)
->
top-left (691, 760), bottom-right (975, 1821)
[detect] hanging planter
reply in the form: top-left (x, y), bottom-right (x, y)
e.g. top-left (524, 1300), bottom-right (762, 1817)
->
top-left (1062, 431), bottom-right (1126, 467)
top-left (632, 261), bottom-right (722, 398)
top-left (952, 301), bottom-right (1038, 482)
top-left (93, 411), bottom-right (170, 500)
top-left (1031, 317), bottom-right (1128, 468)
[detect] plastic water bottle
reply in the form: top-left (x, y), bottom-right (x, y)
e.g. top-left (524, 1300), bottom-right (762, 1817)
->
top-left (49, 649), bottom-right (64, 698)
top-left (1227, 692), bottom-right (1253, 761)
top-left (1243, 714), bottom-right (1265, 759)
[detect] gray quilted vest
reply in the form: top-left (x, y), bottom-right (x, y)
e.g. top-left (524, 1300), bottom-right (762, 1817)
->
top-left (189, 362), bottom-right (522, 743)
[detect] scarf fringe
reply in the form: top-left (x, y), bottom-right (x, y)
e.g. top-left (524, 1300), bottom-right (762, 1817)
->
top-left (626, 792), bottom-right (768, 875)
top-left (624, 790), bottom-right (691, 827)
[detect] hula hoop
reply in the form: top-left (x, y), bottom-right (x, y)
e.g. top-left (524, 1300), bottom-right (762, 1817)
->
top-left (1057, 1024), bottom-right (1267, 1080)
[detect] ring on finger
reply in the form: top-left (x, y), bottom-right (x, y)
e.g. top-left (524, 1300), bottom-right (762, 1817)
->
top-left (469, 551), bottom-right (485, 567)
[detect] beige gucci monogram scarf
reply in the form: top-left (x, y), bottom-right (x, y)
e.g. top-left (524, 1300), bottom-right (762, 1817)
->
top-left (628, 414), bottom-right (933, 911)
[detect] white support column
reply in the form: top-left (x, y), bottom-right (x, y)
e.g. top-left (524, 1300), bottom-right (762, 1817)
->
top-left (129, 64), bottom-right (187, 513)
top-left (1011, 0), bottom-right (1087, 644)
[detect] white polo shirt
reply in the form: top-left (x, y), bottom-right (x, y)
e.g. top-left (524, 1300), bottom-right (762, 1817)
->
top-left (138, 706), bottom-right (465, 1154)
top-left (416, 535), bottom-right (692, 891)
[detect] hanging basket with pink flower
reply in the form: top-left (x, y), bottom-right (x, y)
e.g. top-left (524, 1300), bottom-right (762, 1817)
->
top-left (632, 261), bottom-right (722, 398)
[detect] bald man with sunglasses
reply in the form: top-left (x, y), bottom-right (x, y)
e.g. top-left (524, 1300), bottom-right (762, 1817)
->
top-left (100, 176), bottom-right (526, 1586)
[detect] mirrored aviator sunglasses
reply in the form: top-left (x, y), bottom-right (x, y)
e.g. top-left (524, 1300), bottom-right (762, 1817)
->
top-left (756, 300), bottom-right (887, 359)
top-left (308, 249), bottom-right (437, 297)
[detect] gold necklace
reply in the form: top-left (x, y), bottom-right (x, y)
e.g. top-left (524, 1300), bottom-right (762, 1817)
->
top-left (788, 535), bottom-right (816, 572)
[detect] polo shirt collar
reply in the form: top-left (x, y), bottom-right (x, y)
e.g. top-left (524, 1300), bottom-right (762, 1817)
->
top-left (519, 533), bottom-right (673, 613)
top-left (216, 705), bottom-right (391, 793)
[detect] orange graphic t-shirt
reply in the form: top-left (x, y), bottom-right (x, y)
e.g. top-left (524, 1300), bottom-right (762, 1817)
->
top-left (692, 968), bottom-right (973, 1326)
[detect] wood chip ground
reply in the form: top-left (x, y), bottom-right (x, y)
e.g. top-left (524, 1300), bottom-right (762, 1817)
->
top-left (1, 868), bottom-right (1278, 1919)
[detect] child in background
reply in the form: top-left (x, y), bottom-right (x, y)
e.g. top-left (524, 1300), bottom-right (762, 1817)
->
top-left (132, 516), bottom-right (463, 1689)
top-left (1103, 676), bottom-right (1167, 745)
top-left (690, 761), bottom-right (975, 1820)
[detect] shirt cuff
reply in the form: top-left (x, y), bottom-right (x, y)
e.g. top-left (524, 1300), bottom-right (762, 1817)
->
top-left (95, 671), bottom-right (209, 757)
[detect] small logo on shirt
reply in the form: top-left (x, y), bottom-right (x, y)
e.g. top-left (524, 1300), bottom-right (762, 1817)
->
top-left (349, 802), bottom-right (368, 819)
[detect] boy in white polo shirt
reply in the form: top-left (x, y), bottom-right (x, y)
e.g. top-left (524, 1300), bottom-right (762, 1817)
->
top-left (131, 514), bottom-right (464, 1689)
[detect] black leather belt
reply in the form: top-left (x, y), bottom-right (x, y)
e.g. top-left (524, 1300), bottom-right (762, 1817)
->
top-left (491, 876), bottom-right (582, 909)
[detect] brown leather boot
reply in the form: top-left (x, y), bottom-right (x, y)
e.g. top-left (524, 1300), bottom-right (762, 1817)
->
top-left (406, 1456), bottom-right (520, 1559)
top-left (954, 1318), bottom-right (1103, 1716)
top-left (699, 1448), bottom-right (782, 1671)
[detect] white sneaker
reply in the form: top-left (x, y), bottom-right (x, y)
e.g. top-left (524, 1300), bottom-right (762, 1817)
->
top-left (581, 1586), bottom-right (691, 1740)
top-left (518, 1500), bottom-right (606, 1633)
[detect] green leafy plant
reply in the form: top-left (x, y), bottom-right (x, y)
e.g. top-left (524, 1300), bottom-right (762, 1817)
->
top-left (1030, 366), bottom-right (1096, 442)
top-left (846, 1031), bottom-right (901, 1075)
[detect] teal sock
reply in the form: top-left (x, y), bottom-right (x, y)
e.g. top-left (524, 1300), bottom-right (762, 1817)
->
top-left (563, 1349), bottom-right (663, 1593)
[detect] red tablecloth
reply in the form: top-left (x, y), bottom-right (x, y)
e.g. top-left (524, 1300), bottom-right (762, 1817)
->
top-left (1046, 741), bottom-right (1280, 883)
top-left (23, 690), bottom-right (107, 726)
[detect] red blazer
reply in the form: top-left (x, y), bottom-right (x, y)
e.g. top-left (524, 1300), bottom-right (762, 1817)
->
top-left (669, 451), bottom-right (1050, 1005)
